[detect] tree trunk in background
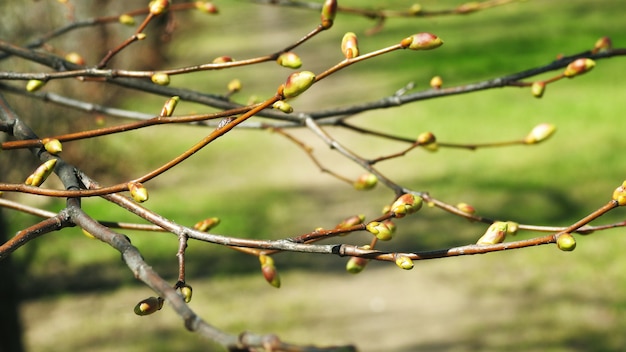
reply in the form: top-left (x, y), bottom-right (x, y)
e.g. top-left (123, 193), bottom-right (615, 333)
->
top-left (0, 210), bottom-right (24, 352)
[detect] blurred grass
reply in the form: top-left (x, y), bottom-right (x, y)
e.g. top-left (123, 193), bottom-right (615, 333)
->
top-left (9, 0), bottom-right (626, 351)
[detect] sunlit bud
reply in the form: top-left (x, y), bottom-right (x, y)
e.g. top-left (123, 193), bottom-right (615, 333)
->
top-left (320, 0), bottom-right (337, 29)
top-left (26, 79), bottom-right (45, 92)
top-left (456, 2), bottom-right (480, 14)
top-left (456, 202), bottom-right (475, 215)
top-left (353, 173), bottom-right (378, 191)
top-left (416, 131), bottom-right (438, 151)
top-left (524, 123), bottom-right (556, 144)
top-left (563, 58), bottom-right (595, 78)
top-left (25, 159), bottom-right (57, 187)
top-left (118, 14), bottom-right (136, 26)
top-left (259, 254), bottom-right (281, 288)
top-left (133, 296), bottom-right (164, 316)
top-left (506, 221), bottom-right (519, 236)
top-left (476, 221), bottom-right (508, 245)
top-left (395, 255), bottom-right (414, 270)
top-left (341, 32), bottom-right (359, 59)
top-left (400, 33), bottom-right (443, 51)
top-left (382, 220), bottom-right (397, 234)
top-left (193, 217), bottom-right (220, 232)
top-left (346, 256), bottom-right (368, 274)
top-left (128, 182), bottom-right (149, 203)
top-left (212, 56), bottom-right (233, 64)
top-left (160, 96), bottom-right (180, 117)
top-left (335, 214), bottom-right (366, 231)
top-left (272, 101), bottom-right (293, 114)
top-left (391, 193), bottom-right (423, 218)
top-left (409, 4), bottom-right (422, 15)
top-left (612, 180), bottom-right (626, 206)
top-left (529, 81), bottom-right (545, 98)
top-left (430, 75), bottom-right (443, 89)
top-left (281, 71), bottom-right (316, 99)
top-left (149, 0), bottom-right (169, 15)
top-left (151, 72), bottom-right (170, 86)
top-left (195, 1), bottom-right (218, 14)
top-left (276, 52), bottom-right (302, 69)
top-left (592, 36), bottom-right (612, 54)
top-left (227, 79), bottom-right (242, 93)
top-left (42, 138), bottom-right (63, 155)
top-left (136, 33), bottom-right (147, 40)
top-left (81, 229), bottom-right (97, 240)
top-left (556, 233), bottom-right (576, 251)
top-left (65, 52), bottom-right (85, 65)
top-left (180, 284), bottom-right (193, 303)
top-left (366, 221), bottom-right (393, 241)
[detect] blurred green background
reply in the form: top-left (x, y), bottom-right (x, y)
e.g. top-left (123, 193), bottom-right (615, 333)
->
top-left (4, 0), bottom-right (626, 351)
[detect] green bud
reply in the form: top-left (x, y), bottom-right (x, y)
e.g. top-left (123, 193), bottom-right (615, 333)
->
top-left (133, 296), bottom-right (164, 316)
top-left (128, 182), bottom-right (149, 203)
top-left (25, 159), bottom-right (57, 187)
top-left (417, 132), bottom-right (437, 151)
top-left (212, 56), bottom-right (233, 63)
top-left (390, 193), bottom-right (423, 218)
top-left (346, 256), bottom-right (368, 274)
top-left (151, 72), bottom-right (170, 86)
top-left (456, 202), bottom-right (475, 215)
top-left (227, 79), bottom-right (242, 93)
top-left (556, 233), bottom-right (576, 251)
top-left (42, 138), bottom-right (63, 155)
top-left (272, 101), bottom-right (293, 114)
top-left (395, 255), bottom-right (414, 270)
top-left (400, 33), bottom-right (443, 50)
top-left (320, 0), bottom-right (337, 29)
top-left (64, 52), bottom-right (85, 65)
top-left (335, 214), bottom-right (366, 232)
top-left (612, 180), bottom-right (626, 206)
top-left (136, 33), bottom-right (147, 40)
top-left (409, 4), bottom-right (422, 15)
top-left (276, 52), bottom-right (302, 69)
top-left (341, 32), bottom-right (359, 59)
top-left (118, 14), bottom-right (136, 26)
top-left (531, 81), bottom-right (546, 98)
top-left (149, 0), bottom-right (169, 15)
top-left (281, 71), bottom-right (316, 99)
top-left (476, 221), bottom-right (508, 245)
top-left (160, 96), bottom-right (180, 117)
top-left (506, 221), bottom-right (519, 236)
top-left (563, 58), bottom-right (595, 78)
top-left (592, 36), bottom-right (612, 54)
top-left (259, 255), bottom-right (281, 288)
top-left (366, 221), bottom-right (393, 241)
top-left (193, 217), bottom-right (220, 232)
top-left (26, 79), bottom-right (45, 92)
top-left (430, 75), bottom-right (443, 89)
top-left (353, 173), bottom-right (378, 190)
top-left (525, 123), bottom-right (556, 144)
top-left (180, 284), bottom-right (193, 303)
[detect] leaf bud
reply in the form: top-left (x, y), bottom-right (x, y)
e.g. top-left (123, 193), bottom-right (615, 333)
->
top-left (276, 52), bottom-right (302, 69)
top-left (42, 138), bottom-right (63, 155)
top-left (390, 193), bottom-right (423, 218)
top-left (64, 52), bottom-right (85, 65)
top-left (118, 14), bottom-right (136, 26)
top-left (382, 220), bottom-right (397, 235)
top-left (476, 221), bottom-right (508, 245)
top-left (212, 56), bottom-right (233, 64)
top-left (505, 221), bottom-right (519, 236)
top-left (128, 182), bottom-right (149, 203)
top-left (456, 202), bottom-right (475, 215)
top-left (430, 75), bottom-right (443, 89)
top-left (556, 233), bottom-right (576, 251)
top-left (160, 96), bottom-right (180, 117)
top-left (180, 284), bottom-right (193, 303)
top-left (151, 72), bottom-right (170, 86)
top-left (25, 159), bottom-right (57, 187)
top-left (136, 33), bottom-right (147, 40)
top-left (612, 180), bottom-right (626, 206)
top-left (524, 123), bottom-right (556, 144)
top-left (400, 33), bottom-right (443, 51)
top-left (320, 0), bottom-right (337, 29)
top-left (591, 36), bottom-right (612, 54)
top-left (335, 214), bottom-right (365, 231)
top-left (272, 101), bottom-right (293, 114)
top-left (227, 79), bottom-right (242, 93)
top-left (259, 254), bottom-right (281, 288)
top-left (417, 131), bottom-right (438, 151)
top-left (353, 173), bottom-right (378, 191)
top-left (193, 217), bottom-right (220, 232)
top-left (195, 1), bottom-right (218, 14)
top-left (531, 81), bottom-right (546, 98)
top-left (366, 221), bottom-right (393, 241)
top-left (346, 256), bottom-right (368, 274)
top-left (395, 255), bottom-right (414, 270)
top-left (563, 58), bottom-right (595, 78)
top-left (26, 79), bottom-right (45, 92)
top-left (134, 296), bottom-right (164, 316)
top-left (281, 71), bottom-right (316, 99)
top-left (341, 32), bottom-right (359, 59)
top-left (149, 0), bottom-right (169, 15)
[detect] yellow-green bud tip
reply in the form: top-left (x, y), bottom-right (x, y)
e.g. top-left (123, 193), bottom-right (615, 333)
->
top-left (556, 233), bottom-right (576, 251)
top-left (400, 33), bottom-right (443, 51)
top-left (525, 123), bottom-right (556, 144)
top-left (281, 71), bottom-right (316, 99)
